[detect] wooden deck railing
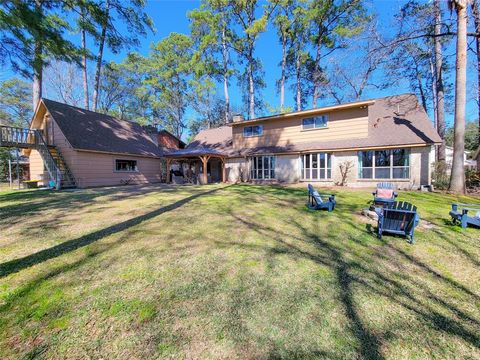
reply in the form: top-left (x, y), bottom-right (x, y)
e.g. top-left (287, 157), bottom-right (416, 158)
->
top-left (0, 126), bottom-right (38, 148)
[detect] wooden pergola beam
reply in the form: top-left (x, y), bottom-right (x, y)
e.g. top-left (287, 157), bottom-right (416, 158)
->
top-left (166, 158), bottom-right (172, 183)
top-left (220, 157), bottom-right (226, 183)
top-left (199, 155), bottom-right (211, 185)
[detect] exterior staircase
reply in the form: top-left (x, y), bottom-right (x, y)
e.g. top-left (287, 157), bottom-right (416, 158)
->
top-left (0, 125), bottom-right (76, 189)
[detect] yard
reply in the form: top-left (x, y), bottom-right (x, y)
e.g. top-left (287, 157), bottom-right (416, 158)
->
top-left (0, 184), bottom-right (479, 359)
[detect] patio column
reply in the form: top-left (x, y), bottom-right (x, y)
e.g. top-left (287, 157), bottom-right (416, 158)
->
top-left (221, 157), bottom-right (226, 183)
top-left (199, 155), bottom-right (210, 185)
top-left (166, 158), bottom-right (172, 183)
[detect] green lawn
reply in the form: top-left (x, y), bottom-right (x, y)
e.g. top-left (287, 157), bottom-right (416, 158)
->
top-left (0, 184), bottom-right (479, 359)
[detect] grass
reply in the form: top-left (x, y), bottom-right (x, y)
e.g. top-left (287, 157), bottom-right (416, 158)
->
top-left (0, 183), bottom-right (479, 359)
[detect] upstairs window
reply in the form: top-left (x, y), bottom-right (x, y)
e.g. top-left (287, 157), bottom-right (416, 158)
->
top-left (243, 125), bottom-right (263, 137)
top-left (302, 115), bottom-right (328, 130)
top-left (115, 159), bottom-right (138, 172)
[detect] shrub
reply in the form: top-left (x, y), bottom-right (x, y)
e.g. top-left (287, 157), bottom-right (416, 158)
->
top-left (431, 161), bottom-right (449, 190)
top-left (466, 169), bottom-right (480, 189)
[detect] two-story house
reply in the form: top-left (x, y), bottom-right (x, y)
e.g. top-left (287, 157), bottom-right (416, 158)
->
top-left (11, 93), bottom-right (440, 189)
top-left (166, 93), bottom-right (441, 188)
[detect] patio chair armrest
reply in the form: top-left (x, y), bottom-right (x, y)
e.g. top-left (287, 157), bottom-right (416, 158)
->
top-left (414, 213), bottom-right (420, 226)
top-left (317, 193), bottom-right (335, 201)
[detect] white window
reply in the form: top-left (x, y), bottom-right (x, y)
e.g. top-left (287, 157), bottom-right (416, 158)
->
top-left (250, 156), bottom-right (275, 180)
top-left (301, 153), bottom-right (331, 180)
top-left (302, 115), bottom-right (328, 130)
top-left (358, 149), bottom-right (410, 179)
top-left (115, 159), bottom-right (138, 172)
top-left (243, 125), bottom-right (263, 137)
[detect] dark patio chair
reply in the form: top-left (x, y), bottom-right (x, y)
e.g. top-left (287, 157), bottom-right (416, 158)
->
top-left (372, 182), bottom-right (398, 206)
top-left (450, 203), bottom-right (480, 229)
top-left (307, 184), bottom-right (336, 212)
top-left (377, 201), bottom-right (420, 244)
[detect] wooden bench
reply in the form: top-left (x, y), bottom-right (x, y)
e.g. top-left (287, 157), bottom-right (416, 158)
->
top-left (377, 201), bottom-right (420, 244)
top-left (450, 204), bottom-right (480, 229)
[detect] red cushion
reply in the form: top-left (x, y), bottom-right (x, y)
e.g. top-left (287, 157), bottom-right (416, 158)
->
top-left (377, 188), bottom-right (394, 199)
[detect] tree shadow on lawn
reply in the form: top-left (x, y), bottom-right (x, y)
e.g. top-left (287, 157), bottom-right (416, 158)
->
top-left (0, 187), bottom-right (223, 279)
top-left (223, 209), bottom-right (480, 358)
top-left (0, 183), bottom-right (197, 227)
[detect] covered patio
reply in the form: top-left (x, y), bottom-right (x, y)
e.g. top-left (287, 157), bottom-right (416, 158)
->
top-left (164, 147), bottom-right (227, 185)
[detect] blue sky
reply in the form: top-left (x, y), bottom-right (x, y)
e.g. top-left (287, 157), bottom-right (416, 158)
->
top-left (2, 0), bottom-right (477, 130)
top-left (101, 0), bottom-right (475, 128)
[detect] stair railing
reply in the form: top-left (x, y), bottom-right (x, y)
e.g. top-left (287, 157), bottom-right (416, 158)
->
top-left (33, 129), bottom-right (61, 188)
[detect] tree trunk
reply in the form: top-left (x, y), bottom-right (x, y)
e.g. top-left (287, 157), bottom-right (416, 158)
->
top-left (280, 31), bottom-right (286, 112)
top-left (248, 52), bottom-right (255, 119)
top-left (81, 8), bottom-right (89, 110)
top-left (449, 0), bottom-right (468, 194)
top-left (92, 0), bottom-right (109, 112)
top-left (33, 41), bottom-right (43, 112)
top-left (472, 0), bottom-right (480, 144)
top-left (296, 48), bottom-right (301, 111)
top-left (434, 0), bottom-right (446, 164)
top-left (32, 1), bottom-right (43, 111)
top-left (430, 58), bottom-right (438, 131)
top-left (221, 25), bottom-right (230, 123)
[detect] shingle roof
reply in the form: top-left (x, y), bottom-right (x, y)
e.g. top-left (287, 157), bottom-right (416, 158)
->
top-left (164, 125), bottom-right (232, 157)
top-left (41, 99), bottom-right (162, 158)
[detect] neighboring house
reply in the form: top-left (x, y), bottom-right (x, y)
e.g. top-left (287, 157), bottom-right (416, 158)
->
top-left (166, 94), bottom-right (442, 188)
top-left (21, 99), bottom-right (182, 188)
top-left (430, 146), bottom-right (476, 171)
top-left (474, 146), bottom-right (480, 169)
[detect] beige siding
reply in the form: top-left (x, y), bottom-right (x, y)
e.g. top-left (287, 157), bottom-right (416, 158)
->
top-left (226, 158), bottom-right (248, 183)
top-left (276, 155), bottom-right (300, 183)
top-left (51, 115), bottom-right (77, 171)
top-left (232, 107), bottom-right (369, 150)
top-left (27, 112), bottom-right (78, 185)
top-left (74, 151), bottom-right (161, 188)
top-left (29, 150), bottom-right (48, 185)
top-left (27, 111), bottom-right (162, 188)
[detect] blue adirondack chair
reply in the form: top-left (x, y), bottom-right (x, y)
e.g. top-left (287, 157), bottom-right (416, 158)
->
top-left (372, 182), bottom-right (398, 206)
top-left (307, 184), bottom-right (336, 212)
top-left (377, 201), bottom-right (420, 244)
top-left (450, 203), bottom-right (480, 229)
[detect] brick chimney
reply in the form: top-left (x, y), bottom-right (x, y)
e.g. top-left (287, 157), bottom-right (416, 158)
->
top-left (232, 114), bottom-right (244, 123)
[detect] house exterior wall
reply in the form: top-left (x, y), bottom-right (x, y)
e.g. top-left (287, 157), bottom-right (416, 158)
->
top-left (232, 107), bottom-right (369, 150)
top-left (276, 154), bottom-right (300, 183)
top-left (225, 158), bottom-right (247, 183)
top-left (226, 146), bottom-right (432, 189)
top-left (73, 151), bottom-right (161, 188)
top-left (29, 113), bottom-right (78, 186)
top-left (29, 149), bottom-right (47, 184)
top-left (28, 110), bottom-right (162, 188)
top-left (158, 131), bottom-right (182, 149)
